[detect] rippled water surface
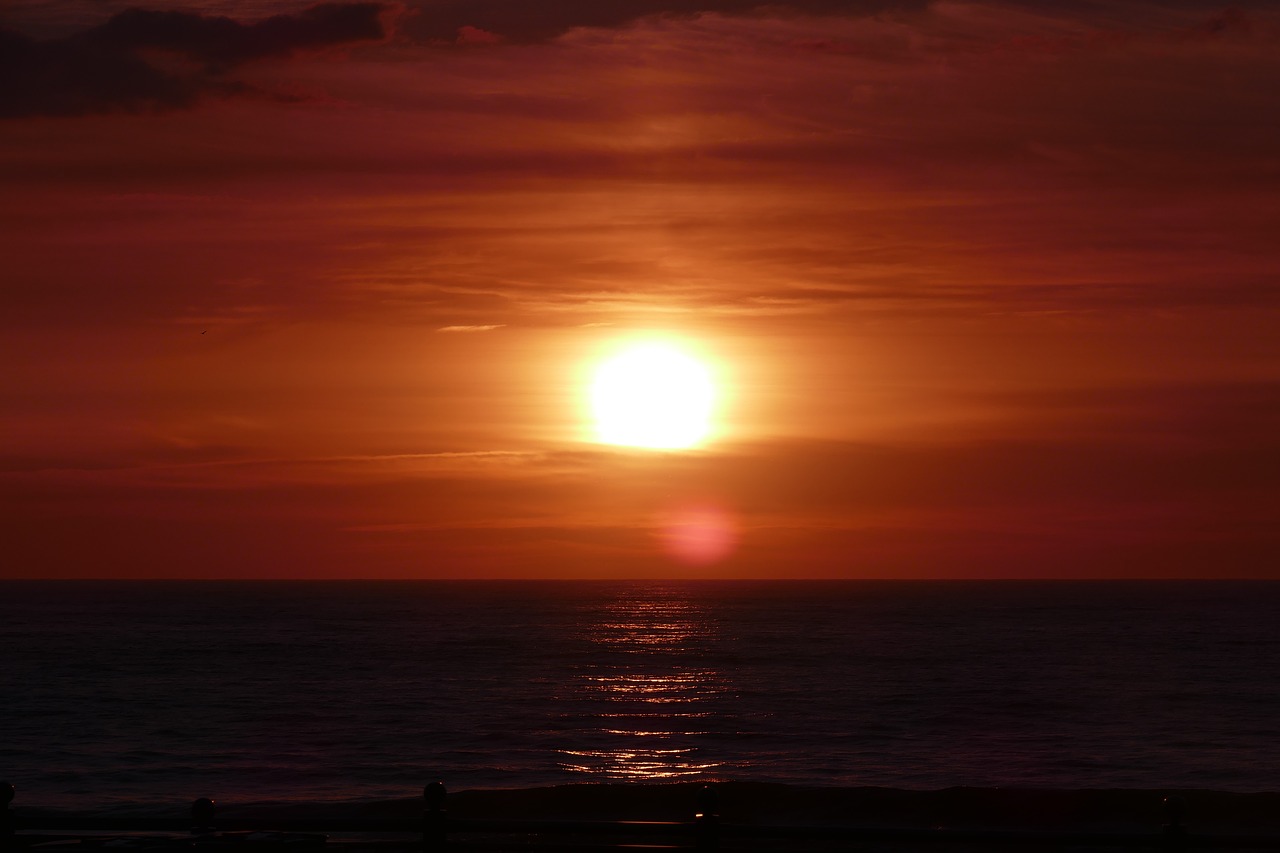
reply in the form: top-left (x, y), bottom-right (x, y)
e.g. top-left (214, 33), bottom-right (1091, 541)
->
top-left (4, 581), bottom-right (1279, 810)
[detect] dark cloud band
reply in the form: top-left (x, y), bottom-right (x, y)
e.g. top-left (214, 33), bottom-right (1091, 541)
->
top-left (405, 0), bottom-right (927, 44)
top-left (0, 3), bottom-right (392, 118)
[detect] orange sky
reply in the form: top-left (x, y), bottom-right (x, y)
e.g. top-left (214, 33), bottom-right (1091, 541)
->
top-left (3, 0), bottom-right (1279, 578)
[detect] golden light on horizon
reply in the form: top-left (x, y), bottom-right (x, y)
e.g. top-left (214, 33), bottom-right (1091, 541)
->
top-left (589, 341), bottom-right (716, 449)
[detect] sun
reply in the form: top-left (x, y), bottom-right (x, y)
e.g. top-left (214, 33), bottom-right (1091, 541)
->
top-left (590, 342), bottom-right (715, 449)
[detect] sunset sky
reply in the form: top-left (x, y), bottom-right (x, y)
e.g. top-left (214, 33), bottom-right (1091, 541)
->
top-left (4, 0), bottom-right (1279, 578)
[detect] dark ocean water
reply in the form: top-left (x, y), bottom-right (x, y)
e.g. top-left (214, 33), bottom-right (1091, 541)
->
top-left (3, 580), bottom-right (1279, 812)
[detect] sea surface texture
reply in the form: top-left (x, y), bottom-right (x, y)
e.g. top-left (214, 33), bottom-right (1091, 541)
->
top-left (4, 581), bottom-right (1279, 811)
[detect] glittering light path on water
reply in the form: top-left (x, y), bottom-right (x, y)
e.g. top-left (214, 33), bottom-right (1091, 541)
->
top-left (557, 589), bottom-right (731, 780)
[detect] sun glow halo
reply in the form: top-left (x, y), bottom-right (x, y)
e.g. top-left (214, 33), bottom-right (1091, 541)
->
top-left (590, 342), bottom-right (715, 449)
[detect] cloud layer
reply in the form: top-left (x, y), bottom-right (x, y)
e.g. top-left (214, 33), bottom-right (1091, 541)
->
top-left (1, 2), bottom-right (391, 116)
top-left (400, 0), bottom-right (928, 43)
top-left (3, 0), bottom-right (1279, 577)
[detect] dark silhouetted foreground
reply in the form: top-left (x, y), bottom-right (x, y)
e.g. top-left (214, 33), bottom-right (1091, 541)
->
top-left (7, 781), bottom-right (1280, 853)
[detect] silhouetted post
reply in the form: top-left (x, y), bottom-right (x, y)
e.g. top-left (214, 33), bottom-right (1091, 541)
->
top-left (1, 782), bottom-right (14, 853)
top-left (192, 798), bottom-right (217, 837)
top-left (695, 785), bottom-right (719, 853)
top-left (1162, 796), bottom-right (1187, 853)
top-left (423, 782), bottom-right (447, 853)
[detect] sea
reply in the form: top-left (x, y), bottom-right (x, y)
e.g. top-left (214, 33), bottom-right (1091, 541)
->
top-left (3, 580), bottom-right (1279, 813)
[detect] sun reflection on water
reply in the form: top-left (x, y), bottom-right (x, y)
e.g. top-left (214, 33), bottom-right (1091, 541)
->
top-left (557, 587), bottom-right (731, 781)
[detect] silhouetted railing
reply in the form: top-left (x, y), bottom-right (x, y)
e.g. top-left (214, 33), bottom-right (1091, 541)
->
top-left (5, 782), bottom-right (1280, 852)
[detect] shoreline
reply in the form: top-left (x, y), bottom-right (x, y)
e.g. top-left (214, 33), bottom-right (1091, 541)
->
top-left (21, 784), bottom-right (1280, 833)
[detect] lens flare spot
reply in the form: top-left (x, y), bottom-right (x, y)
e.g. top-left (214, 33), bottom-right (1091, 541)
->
top-left (658, 504), bottom-right (737, 566)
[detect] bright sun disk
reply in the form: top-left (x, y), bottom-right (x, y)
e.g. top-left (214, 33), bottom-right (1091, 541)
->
top-left (590, 342), bottom-right (714, 449)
